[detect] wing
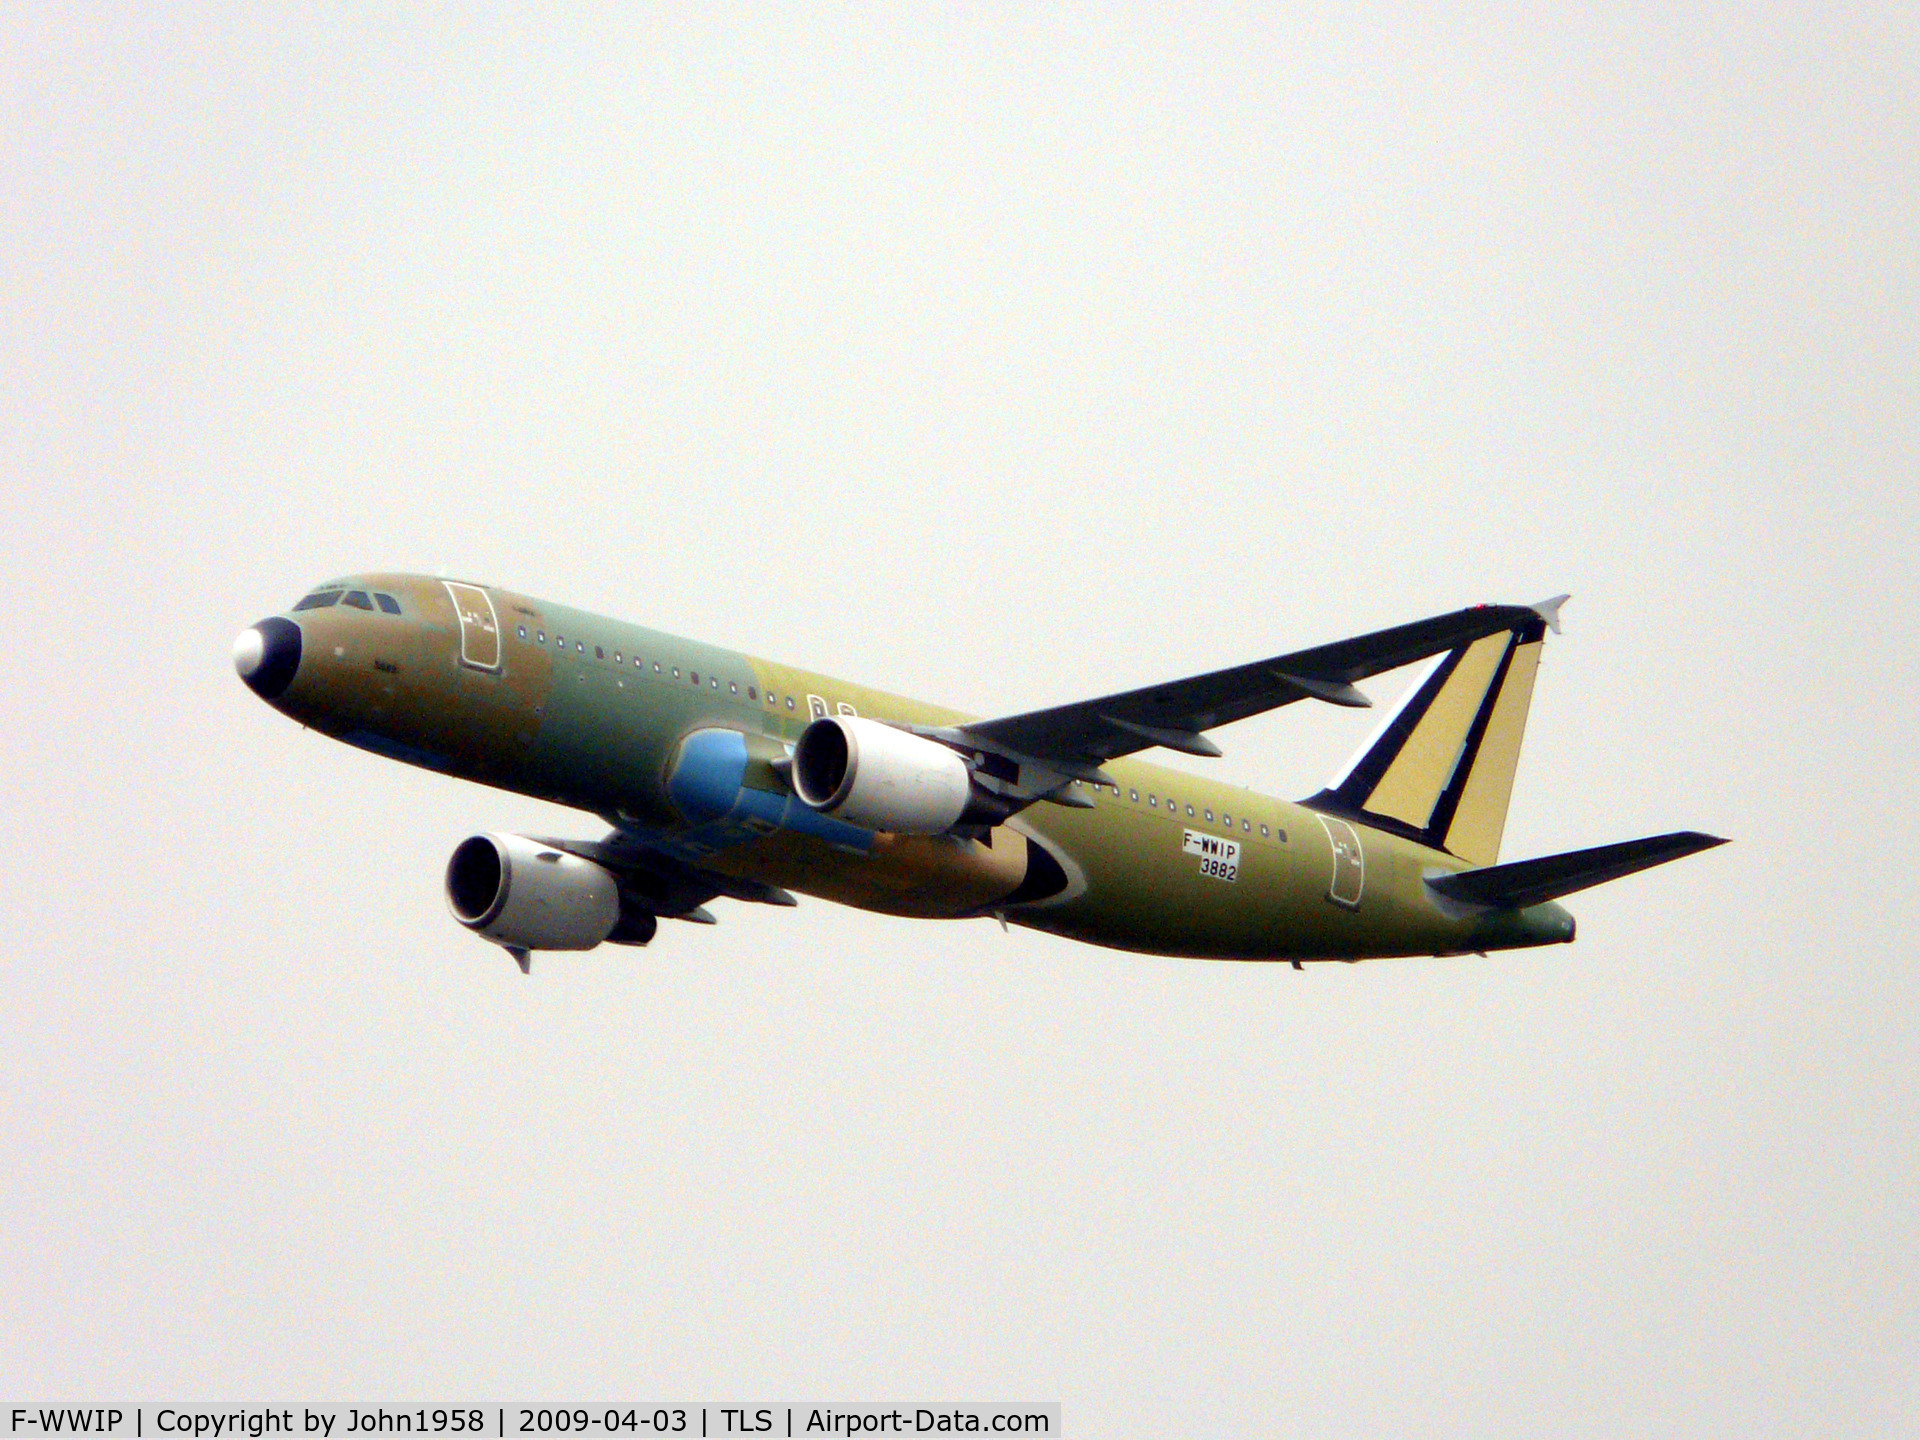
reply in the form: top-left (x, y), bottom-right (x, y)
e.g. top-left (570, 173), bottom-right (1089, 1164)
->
top-left (953, 599), bottom-right (1567, 776)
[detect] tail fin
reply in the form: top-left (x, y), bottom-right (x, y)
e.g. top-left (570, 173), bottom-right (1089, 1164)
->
top-left (1303, 596), bottom-right (1566, 864)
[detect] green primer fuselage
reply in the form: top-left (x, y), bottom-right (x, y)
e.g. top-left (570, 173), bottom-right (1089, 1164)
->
top-left (258, 573), bottom-right (1575, 962)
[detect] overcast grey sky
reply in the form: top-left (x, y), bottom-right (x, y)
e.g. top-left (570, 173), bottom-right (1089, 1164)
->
top-left (5, 5), bottom-right (1916, 1434)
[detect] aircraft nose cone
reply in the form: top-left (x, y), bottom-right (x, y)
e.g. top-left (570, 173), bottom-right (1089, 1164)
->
top-left (232, 627), bottom-right (264, 676)
top-left (234, 617), bottom-right (302, 699)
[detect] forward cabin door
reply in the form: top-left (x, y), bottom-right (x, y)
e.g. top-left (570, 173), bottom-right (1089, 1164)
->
top-left (443, 581), bottom-right (503, 672)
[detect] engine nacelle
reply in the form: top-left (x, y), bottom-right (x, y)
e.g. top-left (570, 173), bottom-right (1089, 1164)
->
top-left (790, 715), bottom-right (972, 834)
top-left (445, 832), bottom-right (639, 952)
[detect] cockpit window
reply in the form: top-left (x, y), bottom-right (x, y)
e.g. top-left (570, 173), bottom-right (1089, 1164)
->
top-left (293, 590), bottom-right (342, 611)
top-left (375, 593), bottom-right (401, 615)
top-left (342, 590), bottom-right (373, 610)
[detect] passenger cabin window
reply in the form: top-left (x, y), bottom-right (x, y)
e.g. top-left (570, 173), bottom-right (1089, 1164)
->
top-left (375, 593), bottom-right (401, 615)
top-left (595, 646), bottom-right (604, 660)
top-left (537, 631), bottom-right (547, 644)
top-left (517, 626), bottom-right (528, 639)
top-left (690, 671), bottom-right (699, 685)
top-left (342, 591), bottom-right (373, 610)
top-left (293, 590), bottom-right (342, 611)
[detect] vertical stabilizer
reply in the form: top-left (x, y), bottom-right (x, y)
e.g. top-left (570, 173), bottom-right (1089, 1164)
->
top-left (1304, 599), bottom-right (1563, 865)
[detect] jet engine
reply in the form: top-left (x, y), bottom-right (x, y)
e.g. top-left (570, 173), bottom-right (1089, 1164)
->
top-left (444, 832), bottom-right (656, 953)
top-left (790, 715), bottom-right (973, 834)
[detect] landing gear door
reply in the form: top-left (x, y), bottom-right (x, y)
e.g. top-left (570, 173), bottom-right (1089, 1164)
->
top-left (1317, 814), bottom-right (1365, 909)
top-left (443, 581), bottom-right (503, 672)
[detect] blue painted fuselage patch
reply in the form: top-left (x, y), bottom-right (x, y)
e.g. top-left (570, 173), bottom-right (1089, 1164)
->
top-left (663, 727), bottom-right (873, 859)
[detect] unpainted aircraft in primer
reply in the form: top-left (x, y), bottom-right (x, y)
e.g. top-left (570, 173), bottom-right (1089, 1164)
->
top-left (234, 578), bottom-right (1724, 972)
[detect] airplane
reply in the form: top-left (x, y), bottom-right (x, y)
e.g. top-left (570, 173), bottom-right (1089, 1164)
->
top-left (233, 575), bottom-right (1725, 974)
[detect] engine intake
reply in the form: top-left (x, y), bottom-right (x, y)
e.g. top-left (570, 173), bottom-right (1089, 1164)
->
top-left (791, 715), bottom-right (972, 834)
top-left (446, 832), bottom-right (646, 953)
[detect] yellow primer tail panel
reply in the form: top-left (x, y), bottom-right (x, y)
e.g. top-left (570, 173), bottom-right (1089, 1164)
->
top-left (1442, 638), bottom-right (1542, 865)
top-left (1304, 606), bottom-right (1557, 865)
top-left (1363, 633), bottom-right (1510, 832)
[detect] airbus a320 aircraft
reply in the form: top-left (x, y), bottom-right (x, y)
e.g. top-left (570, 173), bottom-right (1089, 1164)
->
top-left (234, 576), bottom-right (1723, 973)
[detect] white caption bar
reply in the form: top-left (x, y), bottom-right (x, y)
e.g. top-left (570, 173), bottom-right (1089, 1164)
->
top-left (1, 1407), bottom-right (1061, 1439)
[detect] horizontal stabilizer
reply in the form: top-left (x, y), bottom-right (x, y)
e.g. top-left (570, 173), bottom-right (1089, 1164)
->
top-left (1427, 831), bottom-right (1728, 909)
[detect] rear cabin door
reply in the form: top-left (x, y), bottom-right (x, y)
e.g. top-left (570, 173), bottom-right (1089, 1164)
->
top-left (443, 582), bottom-right (502, 672)
top-left (1317, 814), bottom-right (1366, 909)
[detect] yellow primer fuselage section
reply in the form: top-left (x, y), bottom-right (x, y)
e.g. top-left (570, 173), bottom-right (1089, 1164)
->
top-left (262, 573), bottom-right (1574, 962)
